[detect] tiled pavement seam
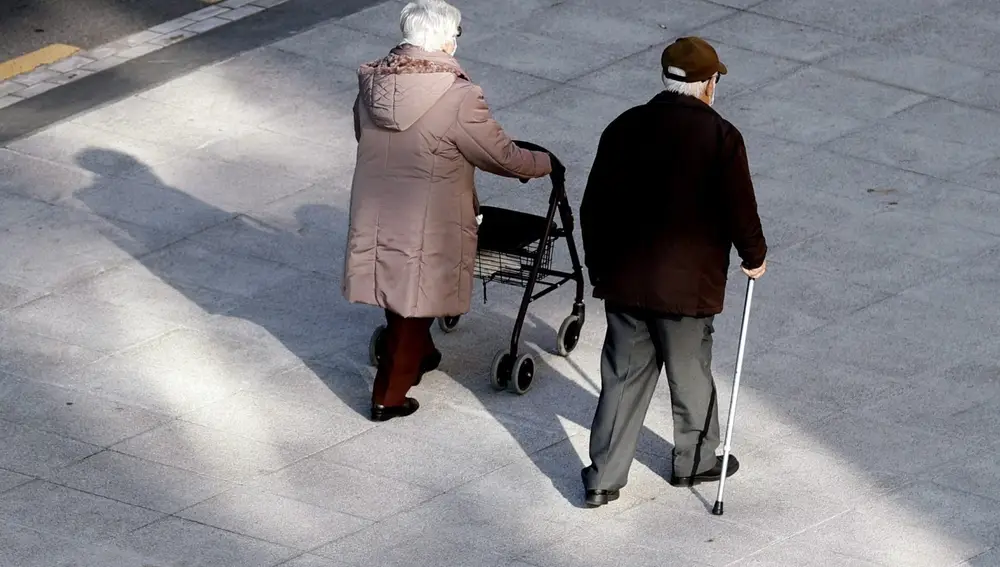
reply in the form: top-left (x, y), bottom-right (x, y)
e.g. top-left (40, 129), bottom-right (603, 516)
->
top-left (0, 0), bottom-right (290, 110)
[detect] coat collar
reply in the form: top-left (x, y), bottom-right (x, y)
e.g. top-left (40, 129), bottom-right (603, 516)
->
top-left (390, 44), bottom-right (470, 81)
top-left (648, 91), bottom-right (719, 116)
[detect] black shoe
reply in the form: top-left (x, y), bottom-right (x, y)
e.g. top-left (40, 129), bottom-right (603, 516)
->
top-left (669, 455), bottom-right (740, 487)
top-left (581, 468), bottom-right (620, 508)
top-left (370, 398), bottom-right (420, 422)
top-left (413, 350), bottom-right (442, 386)
top-left (585, 489), bottom-right (620, 507)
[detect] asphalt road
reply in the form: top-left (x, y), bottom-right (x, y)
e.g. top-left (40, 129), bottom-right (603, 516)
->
top-left (0, 0), bottom-right (205, 61)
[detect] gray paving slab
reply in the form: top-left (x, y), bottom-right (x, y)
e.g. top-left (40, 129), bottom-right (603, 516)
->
top-left (750, 0), bottom-right (953, 38)
top-left (139, 70), bottom-right (309, 127)
top-left (114, 516), bottom-right (298, 567)
top-left (788, 482), bottom-right (1000, 567)
top-left (0, 203), bottom-right (179, 292)
top-left (952, 71), bottom-right (1000, 111)
top-left (273, 22), bottom-right (394, 69)
top-left (818, 40), bottom-right (988, 99)
top-left (179, 486), bottom-right (372, 550)
top-left (5, 121), bottom-right (186, 180)
top-left (952, 157), bottom-right (1000, 193)
top-left (58, 261), bottom-right (246, 328)
top-left (0, 420), bottom-right (100, 477)
top-left (310, 487), bottom-right (581, 561)
top-left (206, 44), bottom-right (358, 97)
top-left (743, 66), bottom-right (929, 122)
top-left (824, 122), bottom-right (999, 178)
top-left (4, 293), bottom-right (178, 355)
top-left (440, 0), bottom-right (561, 30)
top-left (0, 480), bottom-right (164, 543)
top-left (521, 536), bottom-right (715, 567)
top-left (115, 153), bottom-right (313, 216)
top-left (45, 450), bottom-right (234, 514)
top-left (851, 361), bottom-right (1000, 443)
top-left (510, 4), bottom-right (670, 53)
top-left (189, 214), bottom-right (347, 279)
top-left (0, 148), bottom-right (96, 204)
top-left (570, 0), bottom-right (736, 30)
top-left (458, 58), bottom-right (561, 109)
top-left (111, 420), bottom-right (300, 482)
top-left (0, 522), bottom-right (159, 567)
top-left (252, 450), bottom-right (440, 521)
top-left (70, 173), bottom-right (237, 238)
top-left (133, 239), bottom-right (304, 299)
top-left (197, 127), bottom-right (350, 182)
top-left (258, 88), bottom-right (358, 148)
top-left (279, 556), bottom-right (341, 567)
top-left (181, 388), bottom-right (374, 457)
top-left (0, 375), bottom-right (169, 446)
top-left (963, 547), bottom-right (1000, 567)
top-left (882, 98), bottom-right (1000, 153)
top-left (875, 5), bottom-right (1000, 73)
top-left (596, 500), bottom-right (778, 566)
top-left (317, 426), bottom-right (511, 492)
top-left (459, 30), bottom-right (633, 83)
top-left (0, 323), bottom-right (105, 383)
top-left (71, 95), bottom-right (253, 150)
top-left (729, 541), bottom-right (884, 566)
top-left (695, 11), bottom-right (855, 62)
top-left (0, 468), bottom-right (32, 493)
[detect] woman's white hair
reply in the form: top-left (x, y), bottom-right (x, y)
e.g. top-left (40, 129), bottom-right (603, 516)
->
top-left (662, 72), bottom-right (714, 100)
top-left (399, 0), bottom-right (462, 52)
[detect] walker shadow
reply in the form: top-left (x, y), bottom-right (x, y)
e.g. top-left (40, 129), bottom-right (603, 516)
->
top-left (73, 147), bottom-right (680, 508)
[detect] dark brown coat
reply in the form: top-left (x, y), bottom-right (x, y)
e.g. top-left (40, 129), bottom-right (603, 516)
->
top-left (580, 91), bottom-right (766, 317)
top-left (343, 45), bottom-right (552, 318)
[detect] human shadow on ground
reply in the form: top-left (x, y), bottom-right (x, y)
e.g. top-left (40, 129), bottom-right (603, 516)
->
top-left (73, 148), bottom-right (680, 509)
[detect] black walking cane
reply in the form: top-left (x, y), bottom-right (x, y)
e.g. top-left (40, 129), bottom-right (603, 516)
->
top-left (712, 276), bottom-right (755, 516)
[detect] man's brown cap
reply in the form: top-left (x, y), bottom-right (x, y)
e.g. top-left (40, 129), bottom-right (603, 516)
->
top-left (661, 37), bottom-right (728, 83)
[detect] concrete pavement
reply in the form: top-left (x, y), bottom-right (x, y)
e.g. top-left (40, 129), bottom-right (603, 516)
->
top-left (1, 0), bottom-right (1000, 565)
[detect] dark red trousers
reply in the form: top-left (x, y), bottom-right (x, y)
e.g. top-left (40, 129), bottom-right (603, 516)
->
top-left (372, 310), bottom-right (435, 407)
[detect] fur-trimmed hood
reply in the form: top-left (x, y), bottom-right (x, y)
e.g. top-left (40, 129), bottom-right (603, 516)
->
top-left (357, 45), bottom-right (470, 131)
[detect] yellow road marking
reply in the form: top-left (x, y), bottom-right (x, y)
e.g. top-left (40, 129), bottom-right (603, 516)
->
top-left (0, 43), bottom-right (79, 81)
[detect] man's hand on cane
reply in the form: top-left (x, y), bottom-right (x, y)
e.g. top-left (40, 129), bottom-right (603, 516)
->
top-left (741, 259), bottom-right (766, 279)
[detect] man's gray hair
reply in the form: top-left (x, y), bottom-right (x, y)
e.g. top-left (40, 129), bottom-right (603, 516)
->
top-left (661, 72), bottom-right (713, 99)
top-left (400, 0), bottom-right (462, 52)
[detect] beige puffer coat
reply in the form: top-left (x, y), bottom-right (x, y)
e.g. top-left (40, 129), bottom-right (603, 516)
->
top-left (342, 45), bottom-right (553, 318)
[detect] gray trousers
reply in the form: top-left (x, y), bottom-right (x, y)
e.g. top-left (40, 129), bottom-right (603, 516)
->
top-left (583, 306), bottom-right (720, 491)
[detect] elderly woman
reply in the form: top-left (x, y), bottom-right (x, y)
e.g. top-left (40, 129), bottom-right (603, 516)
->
top-left (343, 0), bottom-right (554, 422)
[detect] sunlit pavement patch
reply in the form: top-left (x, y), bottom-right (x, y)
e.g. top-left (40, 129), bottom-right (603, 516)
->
top-left (0, 0), bottom-right (288, 110)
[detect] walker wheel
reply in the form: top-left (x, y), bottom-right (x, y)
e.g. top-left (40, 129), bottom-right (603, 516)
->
top-left (490, 350), bottom-right (513, 391)
top-left (556, 315), bottom-right (582, 356)
top-left (368, 325), bottom-right (386, 367)
top-left (508, 353), bottom-right (535, 395)
top-left (438, 315), bottom-right (461, 333)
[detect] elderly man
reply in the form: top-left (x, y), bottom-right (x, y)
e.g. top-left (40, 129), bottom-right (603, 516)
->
top-left (579, 37), bottom-right (767, 507)
top-left (344, 0), bottom-right (553, 422)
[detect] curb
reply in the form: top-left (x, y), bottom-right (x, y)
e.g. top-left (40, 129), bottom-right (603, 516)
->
top-left (0, 0), bottom-right (289, 110)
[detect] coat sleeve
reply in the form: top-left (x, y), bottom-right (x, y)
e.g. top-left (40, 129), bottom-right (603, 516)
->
top-left (580, 126), bottom-right (616, 285)
top-left (720, 128), bottom-right (767, 269)
top-left (453, 85), bottom-right (552, 179)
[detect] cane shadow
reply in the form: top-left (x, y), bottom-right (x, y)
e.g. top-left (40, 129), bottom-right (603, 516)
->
top-left (71, 148), bottom-right (374, 416)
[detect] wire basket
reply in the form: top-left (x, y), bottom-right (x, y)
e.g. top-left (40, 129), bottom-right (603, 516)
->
top-left (474, 206), bottom-right (555, 288)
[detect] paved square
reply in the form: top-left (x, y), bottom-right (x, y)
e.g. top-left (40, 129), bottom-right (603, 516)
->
top-left (1, 0), bottom-right (999, 565)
